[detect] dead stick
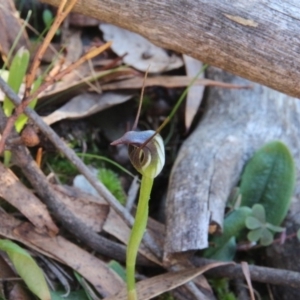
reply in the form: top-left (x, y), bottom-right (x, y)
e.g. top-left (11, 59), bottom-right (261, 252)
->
top-left (0, 76), bottom-right (161, 258)
top-left (25, 0), bottom-right (78, 97)
top-left (0, 42), bottom-right (112, 154)
top-left (192, 257), bottom-right (300, 288)
top-left (0, 107), bottom-right (152, 266)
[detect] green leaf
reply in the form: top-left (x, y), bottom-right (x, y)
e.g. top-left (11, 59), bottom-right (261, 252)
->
top-left (247, 228), bottom-right (262, 243)
top-left (259, 228), bottom-right (274, 246)
top-left (203, 207), bottom-right (252, 259)
top-left (108, 260), bottom-right (126, 282)
top-left (207, 237), bottom-right (237, 261)
top-left (297, 229), bottom-right (300, 241)
top-left (15, 76), bottom-right (42, 132)
top-left (3, 47), bottom-right (30, 117)
top-left (240, 141), bottom-right (295, 226)
top-left (245, 216), bottom-right (262, 230)
top-left (266, 223), bottom-right (285, 233)
top-left (51, 290), bottom-right (89, 300)
top-left (0, 239), bottom-right (50, 300)
top-left (251, 204), bottom-right (266, 223)
top-left (42, 9), bottom-right (54, 29)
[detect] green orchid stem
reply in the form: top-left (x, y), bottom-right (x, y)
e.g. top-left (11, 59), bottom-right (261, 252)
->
top-left (126, 175), bottom-right (153, 300)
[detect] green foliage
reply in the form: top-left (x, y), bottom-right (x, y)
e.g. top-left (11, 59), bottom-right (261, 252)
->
top-left (97, 168), bottom-right (126, 205)
top-left (42, 9), bottom-right (60, 36)
top-left (46, 155), bottom-right (77, 183)
top-left (246, 204), bottom-right (285, 246)
top-left (51, 290), bottom-right (90, 300)
top-left (42, 9), bottom-right (54, 29)
top-left (2, 47), bottom-right (41, 133)
top-left (240, 141), bottom-right (295, 226)
top-left (15, 76), bottom-right (42, 133)
top-left (108, 260), bottom-right (126, 282)
top-left (0, 239), bottom-right (50, 300)
top-left (210, 278), bottom-right (237, 300)
top-left (3, 47), bottom-right (29, 117)
top-left (2, 47), bottom-right (42, 165)
top-left (203, 207), bottom-right (252, 260)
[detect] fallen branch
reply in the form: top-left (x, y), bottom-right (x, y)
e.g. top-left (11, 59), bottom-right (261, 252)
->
top-left (193, 257), bottom-right (300, 288)
top-left (41, 0), bottom-right (300, 98)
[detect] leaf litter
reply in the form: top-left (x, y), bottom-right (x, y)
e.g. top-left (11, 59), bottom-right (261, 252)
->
top-left (0, 1), bottom-right (254, 299)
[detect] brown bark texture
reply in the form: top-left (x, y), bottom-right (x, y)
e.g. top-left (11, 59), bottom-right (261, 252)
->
top-left (41, 0), bottom-right (300, 98)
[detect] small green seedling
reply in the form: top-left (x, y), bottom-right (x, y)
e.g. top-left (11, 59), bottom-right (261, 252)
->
top-left (42, 9), bottom-right (61, 36)
top-left (246, 204), bottom-right (285, 246)
top-left (204, 141), bottom-right (295, 260)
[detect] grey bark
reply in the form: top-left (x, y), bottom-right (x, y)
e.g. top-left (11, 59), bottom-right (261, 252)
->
top-left (164, 67), bottom-right (300, 255)
top-left (41, 0), bottom-right (300, 98)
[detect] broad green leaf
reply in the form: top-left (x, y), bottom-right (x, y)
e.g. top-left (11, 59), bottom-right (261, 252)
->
top-left (247, 228), bottom-right (262, 243)
top-left (266, 223), bottom-right (285, 233)
top-left (251, 204), bottom-right (266, 223)
top-left (0, 239), bottom-right (50, 300)
top-left (3, 47), bottom-right (30, 117)
top-left (240, 141), bottom-right (295, 226)
top-left (260, 228), bottom-right (273, 246)
top-left (108, 260), bottom-right (126, 282)
top-left (245, 216), bottom-right (262, 230)
top-left (15, 76), bottom-right (42, 132)
top-left (207, 237), bottom-right (236, 261)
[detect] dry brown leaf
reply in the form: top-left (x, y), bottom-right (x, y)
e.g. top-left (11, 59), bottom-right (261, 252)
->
top-left (183, 55), bottom-right (205, 131)
top-left (15, 223), bottom-right (124, 297)
top-left (0, 162), bottom-right (58, 234)
top-left (42, 92), bottom-right (133, 125)
top-left (0, 0), bottom-right (29, 62)
top-left (0, 210), bottom-right (124, 297)
top-left (100, 24), bottom-right (183, 73)
top-left (52, 185), bottom-right (109, 232)
top-left (105, 261), bottom-right (231, 300)
top-left (101, 75), bottom-right (251, 90)
top-left (0, 254), bottom-right (15, 278)
top-left (63, 29), bottom-right (83, 64)
top-left (72, 173), bottom-right (164, 265)
top-left (8, 283), bottom-right (32, 300)
top-left (38, 66), bottom-right (134, 101)
top-left (68, 178), bottom-right (162, 265)
top-left (241, 261), bottom-right (255, 300)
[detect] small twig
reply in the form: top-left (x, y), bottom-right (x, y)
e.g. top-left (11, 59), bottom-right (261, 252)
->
top-left (192, 257), bottom-right (300, 288)
top-left (23, 42), bottom-right (112, 108)
top-left (126, 176), bottom-right (140, 212)
top-left (0, 77), bottom-right (162, 259)
top-left (24, 0), bottom-right (77, 97)
top-left (0, 42), bottom-right (112, 154)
